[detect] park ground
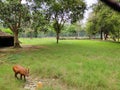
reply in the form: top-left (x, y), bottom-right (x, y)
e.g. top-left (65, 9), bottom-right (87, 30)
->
top-left (0, 38), bottom-right (120, 90)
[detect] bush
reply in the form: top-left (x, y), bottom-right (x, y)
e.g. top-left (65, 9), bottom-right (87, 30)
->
top-left (0, 28), bottom-right (13, 35)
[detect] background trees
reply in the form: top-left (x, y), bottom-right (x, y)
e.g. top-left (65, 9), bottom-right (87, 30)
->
top-left (0, 0), bottom-right (120, 48)
top-left (50, 0), bottom-right (86, 43)
top-left (31, 4), bottom-right (49, 38)
top-left (86, 1), bottom-right (120, 42)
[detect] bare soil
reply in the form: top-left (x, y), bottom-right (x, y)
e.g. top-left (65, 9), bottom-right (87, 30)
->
top-left (24, 77), bottom-right (68, 90)
top-left (0, 45), bottom-right (46, 53)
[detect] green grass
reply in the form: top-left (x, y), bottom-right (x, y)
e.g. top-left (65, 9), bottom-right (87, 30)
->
top-left (0, 38), bottom-right (120, 90)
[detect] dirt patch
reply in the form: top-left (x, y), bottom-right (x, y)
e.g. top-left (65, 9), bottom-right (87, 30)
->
top-left (0, 45), bottom-right (46, 54)
top-left (24, 77), bottom-right (68, 90)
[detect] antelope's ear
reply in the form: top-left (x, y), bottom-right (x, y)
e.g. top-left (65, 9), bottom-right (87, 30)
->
top-left (27, 66), bottom-right (30, 72)
top-left (27, 68), bottom-right (29, 72)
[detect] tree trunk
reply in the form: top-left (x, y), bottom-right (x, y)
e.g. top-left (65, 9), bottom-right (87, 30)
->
top-left (104, 33), bottom-right (108, 40)
top-left (100, 30), bottom-right (103, 40)
top-left (34, 30), bottom-right (38, 38)
top-left (14, 31), bottom-right (21, 48)
top-left (113, 37), bottom-right (116, 41)
top-left (56, 32), bottom-right (59, 44)
top-left (118, 30), bottom-right (120, 42)
top-left (77, 31), bottom-right (79, 39)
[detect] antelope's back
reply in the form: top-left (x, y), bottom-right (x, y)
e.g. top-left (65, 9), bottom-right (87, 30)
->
top-left (13, 65), bottom-right (26, 74)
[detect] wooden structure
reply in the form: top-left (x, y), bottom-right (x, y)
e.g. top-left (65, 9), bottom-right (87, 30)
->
top-left (0, 30), bottom-right (14, 47)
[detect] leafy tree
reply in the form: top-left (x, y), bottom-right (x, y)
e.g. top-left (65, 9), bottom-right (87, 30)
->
top-left (64, 23), bottom-right (83, 38)
top-left (34, 0), bottom-right (86, 43)
top-left (95, 1), bottom-right (120, 41)
top-left (31, 10), bottom-right (49, 38)
top-left (109, 12), bottom-right (120, 41)
top-left (86, 13), bottom-right (98, 39)
top-left (74, 22), bottom-right (82, 38)
top-left (66, 24), bottom-right (77, 37)
top-left (51, 0), bottom-right (86, 43)
top-left (86, 1), bottom-right (120, 41)
top-left (0, 0), bottom-right (30, 48)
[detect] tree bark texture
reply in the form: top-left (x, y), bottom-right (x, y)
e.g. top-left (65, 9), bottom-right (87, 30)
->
top-left (56, 32), bottom-right (59, 44)
top-left (13, 31), bottom-right (21, 48)
top-left (100, 30), bottom-right (103, 40)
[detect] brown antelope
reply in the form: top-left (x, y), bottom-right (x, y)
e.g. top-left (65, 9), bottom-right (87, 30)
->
top-left (13, 65), bottom-right (29, 81)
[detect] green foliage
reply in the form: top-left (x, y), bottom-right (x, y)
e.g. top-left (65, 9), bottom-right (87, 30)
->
top-left (67, 24), bottom-right (77, 34)
top-left (0, 28), bottom-right (13, 34)
top-left (44, 0), bottom-right (86, 43)
top-left (86, 15), bottom-right (98, 35)
top-left (31, 10), bottom-right (49, 37)
top-left (86, 1), bottom-right (120, 41)
top-left (0, 1), bottom-right (30, 28)
top-left (47, 0), bottom-right (86, 24)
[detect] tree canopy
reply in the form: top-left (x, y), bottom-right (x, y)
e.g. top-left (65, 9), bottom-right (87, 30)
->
top-left (86, 1), bottom-right (120, 41)
top-left (47, 0), bottom-right (86, 43)
top-left (0, 0), bottom-right (30, 47)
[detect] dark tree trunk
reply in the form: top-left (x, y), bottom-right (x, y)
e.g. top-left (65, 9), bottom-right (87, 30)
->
top-left (100, 30), bottom-right (103, 40)
top-left (13, 31), bottom-right (21, 48)
top-left (104, 33), bottom-right (108, 40)
top-left (34, 30), bottom-right (38, 38)
top-left (56, 32), bottom-right (59, 44)
top-left (118, 30), bottom-right (120, 42)
top-left (113, 37), bottom-right (116, 41)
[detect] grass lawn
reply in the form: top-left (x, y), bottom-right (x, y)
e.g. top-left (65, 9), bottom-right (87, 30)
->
top-left (0, 38), bottom-right (120, 90)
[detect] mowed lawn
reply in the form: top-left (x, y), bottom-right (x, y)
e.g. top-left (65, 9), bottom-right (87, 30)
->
top-left (0, 38), bottom-right (120, 90)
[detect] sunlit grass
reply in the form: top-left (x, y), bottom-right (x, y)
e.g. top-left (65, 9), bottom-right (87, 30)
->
top-left (0, 38), bottom-right (120, 90)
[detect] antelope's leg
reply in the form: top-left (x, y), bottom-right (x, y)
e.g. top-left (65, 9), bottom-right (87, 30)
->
top-left (20, 74), bottom-right (22, 80)
top-left (15, 72), bottom-right (19, 79)
top-left (24, 75), bottom-right (26, 81)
